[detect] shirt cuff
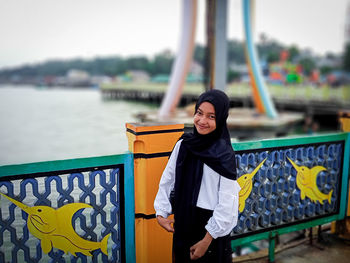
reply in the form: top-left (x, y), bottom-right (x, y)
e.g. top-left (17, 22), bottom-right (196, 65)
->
top-left (155, 210), bottom-right (170, 219)
top-left (205, 221), bottom-right (219, 239)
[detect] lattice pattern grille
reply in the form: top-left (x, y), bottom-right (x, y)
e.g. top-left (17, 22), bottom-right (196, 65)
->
top-left (232, 143), bottom-right (342, 237)
top-left (0, 166), bottom-right (121, 263)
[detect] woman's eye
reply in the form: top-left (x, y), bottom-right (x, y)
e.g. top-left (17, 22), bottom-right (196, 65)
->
top-left (196, 111), bottom-right (202, 116)
top-left (209, 115), bottom-right (216, 119)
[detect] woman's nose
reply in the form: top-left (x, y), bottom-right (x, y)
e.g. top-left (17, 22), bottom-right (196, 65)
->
top-left (198, 116), bottom-right (208, 123)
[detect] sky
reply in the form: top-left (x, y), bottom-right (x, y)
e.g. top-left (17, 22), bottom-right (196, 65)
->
top-left (0, 0), bottom-right (349, 69)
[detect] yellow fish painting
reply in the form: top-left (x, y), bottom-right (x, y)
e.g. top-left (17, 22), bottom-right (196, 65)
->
top-left (287, 157), bottom-right (333, 204)
top-left (238, 158), bottom-right (267, 212)
top-left (0, 192), bottom-right (110, 257)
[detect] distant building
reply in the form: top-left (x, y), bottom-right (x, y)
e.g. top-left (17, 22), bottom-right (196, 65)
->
top-left (189, 61), bottom-right (203, 77)
top-left (151, 74), bottom-right (170, 83)
top-left (229, 63), bottom-right (248, 75)
top-left (126, 70), bottom-right (150, 83)
top-left (297, 49), bottom-right (314, 60)
top-left (315, 55), bottom-right (342, 69)
top-left (90, 75), bottom-right (112, 86)
top-left (66, 69), bottom-right (91, 87)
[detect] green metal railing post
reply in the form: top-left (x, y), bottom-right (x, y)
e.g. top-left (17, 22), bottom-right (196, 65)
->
top-left (268, 231), bottom-right (276, 263)
top-left (309, 227), bottom-right (313, 245)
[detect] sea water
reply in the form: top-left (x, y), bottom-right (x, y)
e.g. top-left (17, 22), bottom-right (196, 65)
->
top-left (0, 85), bottom-right (155, 165)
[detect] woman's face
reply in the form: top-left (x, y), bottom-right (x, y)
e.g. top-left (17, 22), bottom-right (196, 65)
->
top-left (194, 102), bottom-right (216, 135)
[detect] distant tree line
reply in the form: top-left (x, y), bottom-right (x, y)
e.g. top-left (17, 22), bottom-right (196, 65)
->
top-left (0, 54), bottom-right (174, 78)
top-left (0, 38), bottom-right (342, 83)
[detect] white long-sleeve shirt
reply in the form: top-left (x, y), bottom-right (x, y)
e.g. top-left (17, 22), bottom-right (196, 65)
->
top-left (154, 139), bottom-right (240, 239)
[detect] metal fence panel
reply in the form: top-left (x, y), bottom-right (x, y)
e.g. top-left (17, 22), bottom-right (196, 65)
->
top-left (0, 154), bottom-right (134, 263)
top-left (232, 141), bottom-right (343, 237)
top-left (231, 133), bottom-right (350, 241)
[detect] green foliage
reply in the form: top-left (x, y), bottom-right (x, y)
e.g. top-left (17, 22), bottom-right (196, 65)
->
top-left (320, 66), bottom-right (333, 75)
top-left (267, 52), bottom-right (280, 63)
top-left (150, 52), bottom-right (173, 75)
top-left (0, 55), bottom-right (171, 79)
top-left (124, 56), bottom-right (150, 72)
top-left (299, 57), bottom-right (316, 76)
top-left (257, 40), bottom-right (284, 62)
top-left (0, 38), bottom-right (341, 81)
top-left (227, 40), bottom-right (246, 64)
top-left (227, 70), bottom-right (240, 82)
top-left (193, 44), bottom-right (206, 67)
top-left (343, 43), bottom-right (350, 72)
top-left (288, 45), bottom-right (300, 62)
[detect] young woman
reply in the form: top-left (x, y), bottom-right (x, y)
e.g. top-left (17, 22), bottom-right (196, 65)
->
top-left (154, 89), bottom-right (240, 262)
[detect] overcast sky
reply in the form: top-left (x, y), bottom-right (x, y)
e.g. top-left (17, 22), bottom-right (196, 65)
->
top-left (0, 0), bottom-right (348, 69)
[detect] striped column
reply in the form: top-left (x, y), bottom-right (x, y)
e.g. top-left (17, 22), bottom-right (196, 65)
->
top-left (126, 123), bottom-right (184, 263)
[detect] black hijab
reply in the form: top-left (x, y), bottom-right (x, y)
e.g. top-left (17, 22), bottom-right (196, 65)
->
top-left (178, 89), bottom-right (236, 182)
top-left (173, 89), bottom-right (237, 245)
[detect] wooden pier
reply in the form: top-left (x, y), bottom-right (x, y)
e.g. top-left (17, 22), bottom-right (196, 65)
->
top-left (134, 107), bottom-right (304, 140)
top-left (100, 83), bottom-right (350, 118)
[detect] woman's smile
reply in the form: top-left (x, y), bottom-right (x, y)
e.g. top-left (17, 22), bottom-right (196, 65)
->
top-left (194, 102), bottom-right (216, 135)
top-left (197, 123), bottom-right (208, 129)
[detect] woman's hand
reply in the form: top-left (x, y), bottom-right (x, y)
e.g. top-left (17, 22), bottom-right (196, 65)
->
top-left (156, 215), bottom-right (174, 233)
top-left (190, 232), bottom-right (213, 260)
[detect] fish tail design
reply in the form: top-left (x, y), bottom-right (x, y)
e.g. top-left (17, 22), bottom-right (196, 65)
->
top-left (238, 201), bottom-right (244, 213)
top-left (100, 233), bottom-right (111, 255)
top-left (328, 190), bottom-right (333, 204)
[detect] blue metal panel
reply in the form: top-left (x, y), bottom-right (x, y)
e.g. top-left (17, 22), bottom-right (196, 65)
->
top-left (0, 165), bottom-right (122, 262)
top-left (232, 141), bottom-right (345, 238)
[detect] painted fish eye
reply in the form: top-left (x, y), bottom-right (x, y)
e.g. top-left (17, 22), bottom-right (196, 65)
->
top-left (37, 209), bottom-right (42, 212)
top-left (245, 176), bottom-right (247, 179)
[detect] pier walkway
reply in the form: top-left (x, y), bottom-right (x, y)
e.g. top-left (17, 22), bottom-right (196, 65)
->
top-left (101, 83), bottom-right (350, 116)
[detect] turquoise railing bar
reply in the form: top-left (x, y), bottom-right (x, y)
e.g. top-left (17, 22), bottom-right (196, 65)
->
top-left (123, 153), bottom-right (136, 263)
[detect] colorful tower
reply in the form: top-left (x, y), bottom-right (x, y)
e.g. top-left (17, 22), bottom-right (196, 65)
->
top-left (345, 1), bottom-right (350, 44)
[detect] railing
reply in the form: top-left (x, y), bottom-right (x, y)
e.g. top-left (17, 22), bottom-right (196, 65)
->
top-left (231, 132), bottom-right (350, 262)
top-left (0, 154), bottom-right (135, 263)
top-left (1, 129), bottom-right (349, 263)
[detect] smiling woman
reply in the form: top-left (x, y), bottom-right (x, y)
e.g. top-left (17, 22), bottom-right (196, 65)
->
top-left (154, 89), bottom-right (240, 262)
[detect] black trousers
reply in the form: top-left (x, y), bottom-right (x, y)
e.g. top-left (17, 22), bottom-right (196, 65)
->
top-left (173, 207), bottom-right (232, 263)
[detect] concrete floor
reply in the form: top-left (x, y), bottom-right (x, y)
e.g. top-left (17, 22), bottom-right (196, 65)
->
top-left (270, 234), bottom-right (350, 263)
top-left (233, 232), bottom-right (350, 263)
